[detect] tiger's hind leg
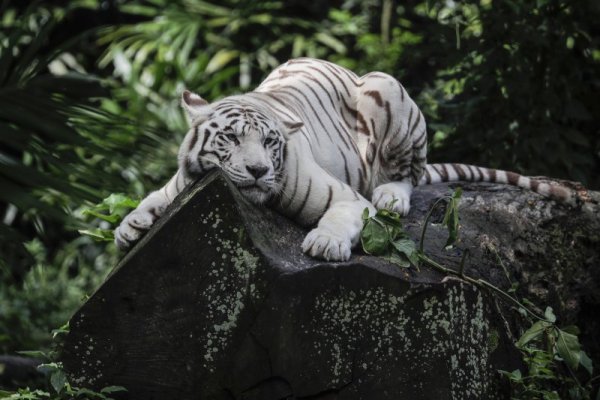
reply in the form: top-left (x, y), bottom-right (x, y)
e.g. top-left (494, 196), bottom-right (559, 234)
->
top-left (357, 72), bottom-right (427, 216)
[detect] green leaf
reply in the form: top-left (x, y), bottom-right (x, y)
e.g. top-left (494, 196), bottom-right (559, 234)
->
top-left (100, 386), bottom-right (127, 394)
top-left (560, 325), bottom-right (580, 335)
top-left (375, 208), bottom-right (403, 232)
top-left (74, 387), bottom-right (107, 399)
top-left (391, 238), bottom-right (419, 266)
top-left (78, 228), bottom-right (114, 242)
top-left (580, 350), bottom-right (593, 375)
top-left (555, 328), bottom-right (582, 371)
top-left (82, 193), bottom-right (139, 225)
top-left (314, 32), bottom-right (347, 53)
top-left (82, 209), bottom-right (121, 224)
top-left (362, 207), bottom-right (370, 221)
top-left (36, 362), bottom-right (60, 374)
top-left (442, 188), bottom-right (462, 247)
top-left (50, 369), bottom-right (67, 394)
top-left (205, 49), bottom-right (239, 74)
top-left (499, 368), bottom-right (522, 382)
top-left (544, 306), bottom-right (556, 323)
top-left (542, 392), bottom-right (560, 400)
top-left (385, 252), bottom-right (411, 268)
top-left (361, 218), bottom-right (389, 255)
top-left (103, 193), bottom-right (139, 214)
top-left (516, 321), bottom-right (551, 348)
top-left (16, 350), bottom-right (48, 360)
top-left (52, 321), bottom-right (70, 338)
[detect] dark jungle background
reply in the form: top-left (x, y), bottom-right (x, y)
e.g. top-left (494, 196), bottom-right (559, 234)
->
top-left (0, 0), bottom-right (599, 393)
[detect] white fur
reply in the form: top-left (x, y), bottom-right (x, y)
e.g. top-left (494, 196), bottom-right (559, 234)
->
top-left (116, 59), bottom-right (427, 261)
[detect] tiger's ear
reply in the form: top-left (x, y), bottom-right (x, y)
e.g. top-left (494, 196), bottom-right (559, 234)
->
top-left (181, 90), bottom-right (210, 125)
top-left (282, 120), bottom-right (304, 138)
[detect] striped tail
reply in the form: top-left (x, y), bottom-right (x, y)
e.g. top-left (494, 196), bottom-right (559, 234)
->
top-left (418, 163), bottom-right (574, 205)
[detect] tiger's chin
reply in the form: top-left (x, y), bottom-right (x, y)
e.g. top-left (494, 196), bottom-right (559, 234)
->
top-left (238, 185), bottom-right (273, 205)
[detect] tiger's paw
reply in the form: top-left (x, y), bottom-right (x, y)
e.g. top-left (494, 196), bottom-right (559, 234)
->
top-left (302, 227), bottom-right (352, 262)
top-left (114, 208), bottom-right (158, 251)
top-left (372, 182), bottom-right (413, 216)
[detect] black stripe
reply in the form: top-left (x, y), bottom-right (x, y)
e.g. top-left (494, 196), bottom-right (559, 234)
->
top-left (200, 128), bottom-right (212, 150)
top-left (383, 101), bottom-right (392, 139)
top-left (435, 164), bottom-right (449, 181)
top-left (530, 179), bottom-right (539, 191)
top-left (290, 83), bottom-right (354, 152)
top-left (306, 65), bottom-right (341, 101)
top-left (452, 164), bottom-right (466, 180)
top-left (291, 178), bottom-right (312, 219)
top-left (364, 90), bottom-right (384, 107)
top-left (270, 89), bottom-right (324, 147)
top-left (188, 126), bottom-right (199, 151)
top-left (341, 151), bottom-right (351, 185)
top-left (322, 185), bottom-right (333, 213)
top-left (357, 111), bottom-right (369, 136)
top-left (408, 109), bottom-right (422, 138)
top-left (296, 70), bottom-right (337, 108)
top-left (329, 61), bottom-right (360, 85)
top-left (398, 81), bottom-right (405, 102)
top-left (506, 171), bottom-right (520, 185)
top-left (387, 126), bottom-right (410, 154)
top-left (282, 149), bottom-right (300, 209)
top-left (280, 86), bottom-right (334, 147)
top-left (321, 62), bottom-right (351, 97)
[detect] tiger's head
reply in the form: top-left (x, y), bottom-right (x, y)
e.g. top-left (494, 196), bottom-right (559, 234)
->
top-left (179, 90), bottom-right (303, 204)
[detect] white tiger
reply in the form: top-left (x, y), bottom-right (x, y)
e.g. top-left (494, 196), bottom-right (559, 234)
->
top-left (115, 58), bottom-right (573, 261)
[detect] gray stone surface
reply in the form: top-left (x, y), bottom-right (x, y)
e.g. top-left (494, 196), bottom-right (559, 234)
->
top-left (61, 171), bottom-right (600, 400)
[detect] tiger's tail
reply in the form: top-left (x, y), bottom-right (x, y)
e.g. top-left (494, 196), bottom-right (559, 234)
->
top-left (418, 163), bottom-right (575, 205)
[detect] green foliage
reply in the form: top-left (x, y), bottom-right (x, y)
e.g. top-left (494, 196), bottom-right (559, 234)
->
top-left (0, 349), bottom-right (126, 400)
top-left (424, 1), bottom-right (600, 187)
top-left (79, 194), bottom-right (140, 242)
top-left (0, 237), bottom-right (112, 353)
top-left (95, 0), bottom-right (358, 135)
top-left (361, 188), bottom-right (462, 268)
top-left (0, 5), bottom-right (167, 276)
top-left (361, 206), bottom-right (418, 268)
top-left (441, 187), bottom-right (462, 247)
top-left (502, 314), bottom-right (596, 399)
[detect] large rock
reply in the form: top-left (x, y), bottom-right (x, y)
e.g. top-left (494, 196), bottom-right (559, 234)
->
top-left (61, 172), bottom-right (600, 400)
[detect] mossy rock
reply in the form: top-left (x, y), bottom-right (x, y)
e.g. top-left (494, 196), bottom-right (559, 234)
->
top-left (62, 171), bottom-right (600, 399)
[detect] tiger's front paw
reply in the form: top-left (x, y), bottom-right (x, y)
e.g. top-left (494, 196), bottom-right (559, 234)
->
top-left (372, 182), bottom-right (412, 216)
top-left (114, 208), bottom-right (157, 251)
top-left (302, 227), bottom-right (352, 261)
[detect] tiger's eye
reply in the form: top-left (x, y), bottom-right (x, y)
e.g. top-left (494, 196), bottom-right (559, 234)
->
top-left (225, 133), bottom-right (239, 145)
top-left (264, 137), bottom-right (276, 146)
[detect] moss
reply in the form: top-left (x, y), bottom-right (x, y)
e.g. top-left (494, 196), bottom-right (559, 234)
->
top-left (196, 209), bottom-right (261, 373)
top-left (305, 282), bottom-right (501, 398)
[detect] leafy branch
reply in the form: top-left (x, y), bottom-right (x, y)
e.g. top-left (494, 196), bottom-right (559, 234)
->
top-left (78, 194), bottom-right (139, 242)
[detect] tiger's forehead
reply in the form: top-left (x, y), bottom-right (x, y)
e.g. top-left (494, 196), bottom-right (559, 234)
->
top-left (213, 101), bottom-right (271, 120)
top-left (209, 101), bottom-right (278, 134)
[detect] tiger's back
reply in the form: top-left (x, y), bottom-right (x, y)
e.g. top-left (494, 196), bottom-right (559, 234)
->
top-left (253, 58), bottom-right (427, 200)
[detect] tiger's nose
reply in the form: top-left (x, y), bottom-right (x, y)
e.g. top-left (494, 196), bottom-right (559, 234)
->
top-left (246, 165), bottom-right (268, 179)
